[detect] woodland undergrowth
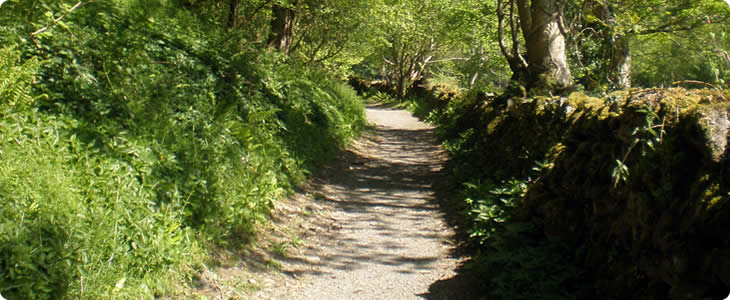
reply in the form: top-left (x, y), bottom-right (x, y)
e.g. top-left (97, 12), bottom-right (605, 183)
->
top-left (0, 1), bottom-right (365, 298)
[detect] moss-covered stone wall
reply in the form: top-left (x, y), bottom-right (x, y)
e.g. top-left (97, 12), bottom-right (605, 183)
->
top-left (435, 87), bottom-right (730, 299)
top-left (502, 89), bottom-right (730, 299)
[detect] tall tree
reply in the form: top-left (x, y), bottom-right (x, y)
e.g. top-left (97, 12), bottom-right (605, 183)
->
top-left (440, 0), bottom-right (510, 88)
top-left (516, 0), bottom-right (572, 92)
top-left (228, 0), bottom-right (240, 28)
top-left (268, 0), bottom-right (298, 54)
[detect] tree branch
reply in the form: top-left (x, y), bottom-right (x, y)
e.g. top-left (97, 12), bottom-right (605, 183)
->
top-left (314, 44), bottom-right (346, 64)
top-left (497, 0), bottom-right (512, 60)
top-left (30, 1), bottom-right (87, 49)
top-left (242, 1), bottom-right (269, 26)
top-left (426, 57), bottom-right (471, 63)
top-left (509, 0), bottom-right (526, 67)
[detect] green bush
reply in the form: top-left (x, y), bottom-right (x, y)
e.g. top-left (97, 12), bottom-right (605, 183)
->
top-left (0, 0), bottom-right (365, 297)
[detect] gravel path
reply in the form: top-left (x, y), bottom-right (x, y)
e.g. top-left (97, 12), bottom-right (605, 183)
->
top-left (248, 105), bottom-right (463, 300)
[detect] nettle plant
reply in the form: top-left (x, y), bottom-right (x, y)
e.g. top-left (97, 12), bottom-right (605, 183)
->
top-left (611, 104), bottom-right (666, 187)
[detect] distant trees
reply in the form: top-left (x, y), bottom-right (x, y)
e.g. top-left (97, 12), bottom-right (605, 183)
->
top-left (573, 0), bottom-right (631, 90)
top-left (606, 0), bottom-right (728, 88)
top-left (372, 0), bottom-right (448, 98)
top-left (569, 0), bottom-right (728, 90)
top-left (264, 0), bottom-right (376, 75)
top-left (182, 0), bottom-right (373, 75)
top-left (495, 0), bottom-right (729, 94)
top-left (288, 0), bottom-right (375, 71)
top-left (366, 0), bottom-right (493, 98)
top-left (183, 0), bottom-right (728, 94)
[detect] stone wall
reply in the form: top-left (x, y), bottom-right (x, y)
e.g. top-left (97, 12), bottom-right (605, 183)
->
top-left (503, 89), bottom-right (730, 299)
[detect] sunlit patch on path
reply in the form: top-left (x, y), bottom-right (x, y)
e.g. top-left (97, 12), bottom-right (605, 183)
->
top-left (250, 104), bottom-right (464, 299)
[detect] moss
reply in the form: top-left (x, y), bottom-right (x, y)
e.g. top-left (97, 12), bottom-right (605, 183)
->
top-left (547, 143), bottom-right (566, 164)
top-left (432, 86), bottom-right (730, 299)
top-left (629, 88), bottom-right (728, 121)
top-left (668, 90), bottom-right (730, 162)
top-left (566, 92), bottom-right (605, 111)
top-left (703, 182), bottom-right (723, 209)
top-left (563, 92), bottom-right (621, 120)
top-left (480, 88), bottom-right (730, 298)
top-left (487, 114), bottom-right (506, 135)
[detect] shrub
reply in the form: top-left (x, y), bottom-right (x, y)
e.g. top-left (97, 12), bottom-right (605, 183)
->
top-left (0, 0), bottom-right (365, 297)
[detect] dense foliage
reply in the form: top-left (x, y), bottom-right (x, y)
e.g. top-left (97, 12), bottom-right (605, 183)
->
top-left (0, 0), bottom-right (364, 298)
top-left (349, 0), bottom-right (729, 96)
top-left (1, 0), bottom-right (729, 298)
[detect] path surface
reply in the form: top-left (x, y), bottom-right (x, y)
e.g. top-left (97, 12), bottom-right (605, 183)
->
top-left (249, 105), bottom-right (463, 299)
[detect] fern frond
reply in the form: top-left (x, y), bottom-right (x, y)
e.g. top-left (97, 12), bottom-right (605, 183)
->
top-left (0, 48), bottom-right (42, 111)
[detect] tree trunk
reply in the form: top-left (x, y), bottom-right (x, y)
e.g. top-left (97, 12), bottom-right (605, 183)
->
top-left (267, 4), bottom-right (297, 54)
top-left (610, 35), bottom-right (631, 89)
top-left (517, 0), bottom-right (572, 92)
top-left (228, 0), bottom-right (240, 29)
top-left (396, 75), bottom-right (406, 99)
top-left (590, 0), bottom-right (631, 89)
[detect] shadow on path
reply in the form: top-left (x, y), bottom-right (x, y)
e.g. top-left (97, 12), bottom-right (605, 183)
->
top-left (273, 105), bottom-right (484, 299)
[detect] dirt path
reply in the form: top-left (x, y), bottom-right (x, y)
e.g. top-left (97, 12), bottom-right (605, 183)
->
top-left (194, 105), bottom-right (465, 299)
